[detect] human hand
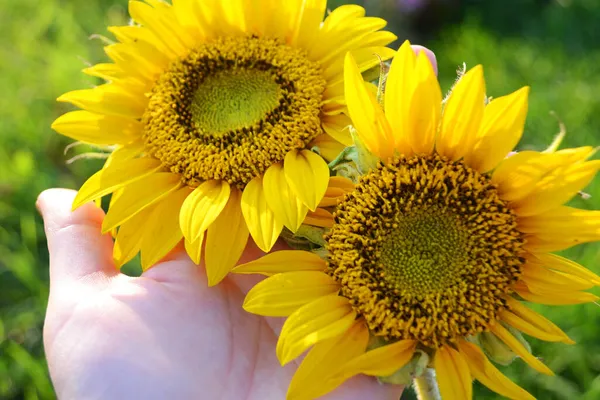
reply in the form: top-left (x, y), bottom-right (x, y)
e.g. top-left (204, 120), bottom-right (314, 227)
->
top-left (38, 188), bottom-right (405, 400)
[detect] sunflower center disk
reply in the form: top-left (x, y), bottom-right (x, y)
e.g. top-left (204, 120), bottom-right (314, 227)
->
top-left (142, 36), bottom-right (326, 188)
top-left (326, 154), bottom-right (525, 348)
top-left (191, 69), bottom-right (281, 135)
top-left (379, 209), bottom-right (469, 296)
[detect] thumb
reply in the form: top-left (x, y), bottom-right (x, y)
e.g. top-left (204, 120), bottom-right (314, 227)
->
top-left (37, 188), bottom-right (118, 290)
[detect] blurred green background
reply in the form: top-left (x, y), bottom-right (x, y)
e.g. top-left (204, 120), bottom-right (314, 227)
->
top-left (0, 0), bottom-right (599, 398)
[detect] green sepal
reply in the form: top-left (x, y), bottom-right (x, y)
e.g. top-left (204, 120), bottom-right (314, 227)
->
top-left (361, 60), bottom-right (390, 88)
top-left (476, 325), bottom-right (532, 364)
top-left (347, 126), bottom-right (380, 174)
top-left (377, 349), bottom-right (430, 385)
top-left (506, 324), bottom-right (532, 354)
top-left (280, 225), bottom-right (327, 253)
top-left (478, 331), bottom-right (516, 366)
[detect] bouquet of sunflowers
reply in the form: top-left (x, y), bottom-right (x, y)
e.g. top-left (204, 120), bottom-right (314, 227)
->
top-left (51, 1), bottom-right (600, 399)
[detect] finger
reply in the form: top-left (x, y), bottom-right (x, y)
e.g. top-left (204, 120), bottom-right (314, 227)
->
top-left (37, 188), bottom-right (118, 289)
top-left (411, 44), bottom-right (438, 76)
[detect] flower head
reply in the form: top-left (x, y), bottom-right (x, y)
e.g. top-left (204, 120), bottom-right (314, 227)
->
top-left (236, 41), bottom-right (600, 399)
top-left (52, 0), bottom-right (395, 284)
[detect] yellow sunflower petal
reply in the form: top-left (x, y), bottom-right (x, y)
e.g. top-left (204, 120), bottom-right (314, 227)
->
top-left (518, 206), bottom-right (599, 232)
top-left (287, 321), bottom-right (369, 400)
top-left (57, 84), bottom-right (147, 118)
top-left (102, 172), bottom-right (182, 233)
top-left (317, 16), bottom-right (388, 64)
top-left (514, 281), bottom-right (599, 305)
top-left (108, 25), bottom-right (174, 64)
top-left (128, 0), bottom-right (190, 56)
top-left (240, 175), bottom-right (284, 252)
top-left (258, 0), bottom-right (290, 39)
top-left (321, 114), bottom-right (353, 146)
top-left (73, 157), bottom-right (162, 209)
top-left (220, 0), bottom-right (248, 33)
top-left (238, 0), bottom-right (267, 36)
top-left (521, 261), bottom-right (594, 291)
top-left (492, 151), bottom-right (551, 201)
top-left (179, 180), bottom-right (231, 242)
top-left (494, 147), bottom-right (596, 202)
top-left (324, 46), bottom-right (396, 86)
top-left (263, 163), bottom-right (309, 232)
top-left (489, 322), bottom-right (553, 375)
top-left (204, 188), bottom-right (249, 286)
top-left (437, 65), bottom-right (485, 161)
top-left (243, 271), bottom-right (339, 316)
top-left (108, 25), bottom-right (153, 44)
top-left (171, 0), bottom-right (205, 38)
top-left (528, 253), bottom-right (600, 286)
top-left (321, 4), bottom-right (365, 31)
top-left (458, 340), bottom-right (535, 400)
top-left (344, 52), bottom-right (393, 159)
top-left (105, 188), bottom-right (124, 233)
top-left (304, 208), bottom-right (334, 228)
top-left (517, 278), bottom-right (598, 303)
top-left (232, 250), bottom-right (326, 275)
top-left (518, 207), bottom-right (600, 249)
top-left (113, 208), bottom-right (152, 268)
top-left (467, 86), bottom-right (530, 172)
top-left (504, 297), bottom-right (574, 344)
top-left (310, 134), bottom-right (347, 162)
top-left (524, 236), bottom-right (586, 253)
top-left (284, 149), bottom-right (330, 211)
top-left (310, 5), bottom-right (365, 59)
top-left (277, 294), bottom-right (356, 365)
top-left (289, 0), bottom-right (326, 48)
top-left (435, 345), bottom-right (473, 400)
top-left (185, 233), bottom-right (204, 265)
top-left (384, 40), bottom-right (416, 155)
top-left (336, 339), bottom-right (417, 379)
top-left (51, 110), bottom-right (142, 145)
top-left (104, 43), bottom-right (166, 82)
top-left (82, 63), bottom-right (127, 81)
top-left (318, 22), bottom-right (392, 75)
top-left (512, 160), bottom-right (600, 216)
top-left (406, 50), bottom-right (442, 155)
top-left (319, 176), bottom-right (354, 207)
top-left (140, 187), bottom-right (190, 270)
top-left (104, 141), bottom-right (145, 167)
top-left (500, 310), bottom-right (566, 342)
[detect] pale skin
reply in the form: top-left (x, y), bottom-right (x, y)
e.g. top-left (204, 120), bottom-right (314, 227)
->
top-left (40, 47), bottom-right (437, 400)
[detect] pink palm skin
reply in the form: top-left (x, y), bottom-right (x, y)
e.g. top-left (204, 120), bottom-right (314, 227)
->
top-left (39, 189), bottom-right (404, 400)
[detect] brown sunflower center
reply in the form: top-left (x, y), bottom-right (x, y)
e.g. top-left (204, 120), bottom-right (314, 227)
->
top-left (325, 154), bottom-right (525, 348)
top-left (142, 36), bottom-right (326, 188)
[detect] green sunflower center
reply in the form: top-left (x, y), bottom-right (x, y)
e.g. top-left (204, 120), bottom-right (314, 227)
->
top-left (190, 69), bottom-right (281, 136)
top-left (325, 154), bottom-right (525, 348)
top-left (142, 36), bottom-right (326, 188)
top-left (379, 208), bottom-right (470, 296)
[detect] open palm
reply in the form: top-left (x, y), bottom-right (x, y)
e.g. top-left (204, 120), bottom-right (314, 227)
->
top-left (39, 189), bottom-right (404, 400)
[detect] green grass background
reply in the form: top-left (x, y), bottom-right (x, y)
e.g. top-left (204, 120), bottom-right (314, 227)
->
top-left (0, 0), bottom-right (598, 398)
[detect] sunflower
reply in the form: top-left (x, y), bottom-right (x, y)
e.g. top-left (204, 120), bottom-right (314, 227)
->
top-left (235, 41), bottom-right (600, 400)
top-left (51, 0), bottom-right (396, 284)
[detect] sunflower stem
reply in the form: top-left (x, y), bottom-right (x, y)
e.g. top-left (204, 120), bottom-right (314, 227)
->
top-left (413, 369), bottom-right (441, 400)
